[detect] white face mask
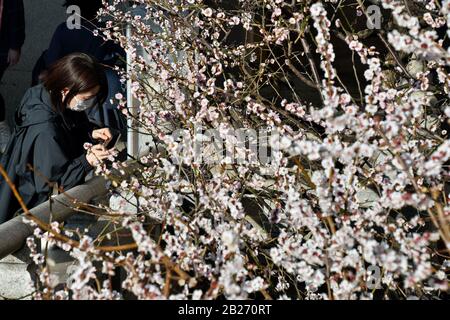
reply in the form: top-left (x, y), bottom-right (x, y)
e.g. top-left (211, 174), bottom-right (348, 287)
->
top-left (70, 96), bottom-right (97, 111)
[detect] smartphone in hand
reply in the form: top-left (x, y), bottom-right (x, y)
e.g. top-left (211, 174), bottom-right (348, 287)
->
top-left (104, 132), bottom-right (122, 150)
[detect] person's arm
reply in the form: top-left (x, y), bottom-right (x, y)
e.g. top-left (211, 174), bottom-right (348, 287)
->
top-left (70, 109), bottom-right (103, 144)
top-left (32, 131), bottom-right (92, 197)
top-left (43, 24), bottom-right (65, 68)
top-left (6, 0), bottom-right (25, 51)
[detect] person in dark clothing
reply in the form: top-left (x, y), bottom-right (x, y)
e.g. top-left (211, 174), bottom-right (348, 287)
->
top-left (0, 0), bottom-right (25, 153)
top-left (0, 53), bottom-right (115, 224)
top-left (40, 0), bottom-right (122, 70)
top-left (32, 0), bottom-right (126, 135)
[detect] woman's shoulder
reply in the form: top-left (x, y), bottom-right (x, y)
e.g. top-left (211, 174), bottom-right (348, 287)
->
top-left (15, 85), bottom-right (59, 128)
top-left (27, 119), bottom-right (61, 138)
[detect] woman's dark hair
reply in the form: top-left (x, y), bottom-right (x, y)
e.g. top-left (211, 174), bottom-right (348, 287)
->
top-left (42, 53), bottom-right (108, 113)
top-left (63, 0), bottom-right (103, 21)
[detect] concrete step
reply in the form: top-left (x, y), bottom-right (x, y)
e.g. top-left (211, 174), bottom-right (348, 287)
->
top-left (0, 213), bottom-right (140, 299)
top-left (0, 255), bottom-right (34, 300)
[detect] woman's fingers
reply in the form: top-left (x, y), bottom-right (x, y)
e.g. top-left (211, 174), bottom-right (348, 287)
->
top-left (90, 145), bottom-right (107, 153)
top-left (91, 145), bottom-right (116, 159)
top-left (102, 131), bottom-right (112, 144)
top-left (93, 128), bottom-right (113, 144)
top-left (86, 145), bottom-right (116, 166)
top-left (93, 151), bottom-right (111, 159)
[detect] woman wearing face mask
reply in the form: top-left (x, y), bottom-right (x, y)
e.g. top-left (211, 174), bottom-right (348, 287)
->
top-left (0, 53), bottom-right (115, 224)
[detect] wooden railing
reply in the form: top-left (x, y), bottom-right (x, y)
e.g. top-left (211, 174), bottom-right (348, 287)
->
top-left (0, 176), bottom-right (108, 260)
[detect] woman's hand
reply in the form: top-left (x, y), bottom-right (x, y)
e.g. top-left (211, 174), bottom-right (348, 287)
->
top-left (92, 128), bottom-right (112, 145)
top-left (86, 144), bottom-right (114, 166)
top-left (7, 49), bottom-right (21, 66)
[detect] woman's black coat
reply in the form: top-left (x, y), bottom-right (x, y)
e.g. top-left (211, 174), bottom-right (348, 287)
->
top-left (0, 85), bottom-right (96, 224)
top-left (31, 21), bottom-right (127, 134)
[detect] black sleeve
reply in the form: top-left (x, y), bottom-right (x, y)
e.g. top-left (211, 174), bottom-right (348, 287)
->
top-left (65, 109), bottom-right (103, 145)
top-left (43, 24), bottom-right (64, 68)
top-left (6, 0), bottom-right (25, 50)
top-left (79, 115), bottom-right (103, 144)
top-left (33, 131), bottom-right (92, 196)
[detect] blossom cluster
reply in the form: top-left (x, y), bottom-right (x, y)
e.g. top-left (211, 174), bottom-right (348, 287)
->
top-left (26, 0), bottom-right (449, 300)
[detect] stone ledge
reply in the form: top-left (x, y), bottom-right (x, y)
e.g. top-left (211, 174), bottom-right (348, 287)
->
top-left (0, 256), bottom-right (33, 300)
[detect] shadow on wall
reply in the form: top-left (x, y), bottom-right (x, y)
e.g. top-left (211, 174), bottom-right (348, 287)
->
top-left (0, 0), bottom-right (66, 127)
